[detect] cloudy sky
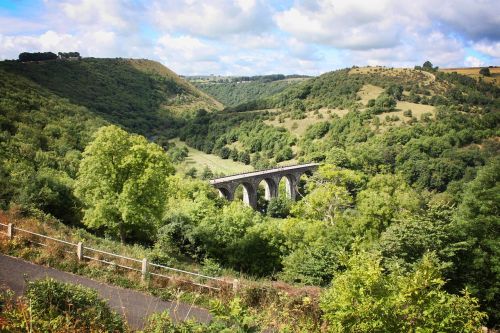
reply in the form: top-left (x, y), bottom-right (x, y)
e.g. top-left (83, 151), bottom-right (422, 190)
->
top-left (0, 0), bottom-right (499, 75)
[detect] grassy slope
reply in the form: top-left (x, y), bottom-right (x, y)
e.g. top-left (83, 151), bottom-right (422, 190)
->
top-left (170, 138), bottom-right (253, 175)
top-left (0, 58), bottom-right (226, 221)
top-left (256, 66), bottom-right (499, 138)
top-left (440, 66), bottom-right (500, 87)
top-left (0, 58), bottom-right (222, 137)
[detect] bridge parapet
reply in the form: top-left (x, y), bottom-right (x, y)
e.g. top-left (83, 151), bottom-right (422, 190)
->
top-left (209, 163), bottom-right (319, 209)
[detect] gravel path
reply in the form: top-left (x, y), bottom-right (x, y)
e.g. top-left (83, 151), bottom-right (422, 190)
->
top-left (0, 253), bottom-right (211, 330)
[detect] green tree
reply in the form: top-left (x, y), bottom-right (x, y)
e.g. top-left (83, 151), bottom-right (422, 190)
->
top-left (193, 201), bottom-right (281, 275)
top-left (239, 151), bottom-right (251, 165)
top-left (292, 183), bottom-right (352, 223)
top-left (422, 60), bottom-right (434, 71)
top-left (201, 166), bottom-right (214, 180)
top-left (26, 278), bottom-right (124, 332)
top-left (479, 67), bottom-right (491, 76)
top-left (219, 146), bottom-right (231, 159)
top-left (185, 167), bottom-right (197, 178)
top-left (75, 125), bottom-right (174, 243)
top-left (356, 174), bottom-right (421, 237)
top-left (320, 252), bottom-right (486, 332)
top-left (267, 196), bottom-right (292, 218)
top-left (453, 157), bottom-right (500, 325)
top-left (379, 203), bottom-right (462, 272)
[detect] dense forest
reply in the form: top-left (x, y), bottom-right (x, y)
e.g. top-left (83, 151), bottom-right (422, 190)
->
top-left (192, 74), bottom-right (309, 106)
top-left (0, 58), bottom-right (499, 331)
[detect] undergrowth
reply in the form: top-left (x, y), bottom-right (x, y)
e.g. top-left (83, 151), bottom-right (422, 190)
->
top-left (0, 207), bottom-right (324, 332)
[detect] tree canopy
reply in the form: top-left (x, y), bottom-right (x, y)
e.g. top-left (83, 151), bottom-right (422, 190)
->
top-left (75, 125), bottom-right (174, 243)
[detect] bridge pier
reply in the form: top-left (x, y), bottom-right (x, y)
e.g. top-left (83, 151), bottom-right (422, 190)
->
top-left (282, 174), bottom-right (298, 201)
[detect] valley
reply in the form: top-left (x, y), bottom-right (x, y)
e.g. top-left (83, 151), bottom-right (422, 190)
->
top-left (0, 56), bottom-right (498, 332)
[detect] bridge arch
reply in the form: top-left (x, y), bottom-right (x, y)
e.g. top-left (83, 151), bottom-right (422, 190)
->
top-left (279, 174), bottom-right (298, 201)
top-left (259, 177), bottom-right (278, 201)
top-left (234, 182), bottom-right (257, 208)
top-left (217, 187), bottom-right (233, 201)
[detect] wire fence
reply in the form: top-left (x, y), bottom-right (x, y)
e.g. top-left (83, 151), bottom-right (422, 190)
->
top-left (0, 221), bottom-right (235, 292)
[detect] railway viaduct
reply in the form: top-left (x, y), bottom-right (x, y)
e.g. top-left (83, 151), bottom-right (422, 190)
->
top-left (209, 163), bottom-right (319, 209)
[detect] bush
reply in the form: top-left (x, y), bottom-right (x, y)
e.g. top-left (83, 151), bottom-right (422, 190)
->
top-left (267, 196), bottom-right (292, 218)
top-left (320, 252), bottom-right (486, 332)
top-left (219, 146), bottom-right (231, 159)
top-left (25, 278), bottom-right (124, 332)
top-left (479, 67), bottom-right (491, 77)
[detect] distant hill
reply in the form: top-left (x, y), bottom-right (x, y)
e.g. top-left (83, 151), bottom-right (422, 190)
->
top-left (191, 75), bottom-right (309, 107)
top-left (225, 66), bottom-right (499, 114)
top-left (175, 66), bottom-right (499, 172)
top-left (0, 58), bottom-right (222, 137)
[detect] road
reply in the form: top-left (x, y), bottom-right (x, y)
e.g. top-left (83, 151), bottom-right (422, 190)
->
top-left (0, 253), bottom-right (211, 330)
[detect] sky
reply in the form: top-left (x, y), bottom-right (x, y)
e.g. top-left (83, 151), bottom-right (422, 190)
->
top-left (0, 0), bottom-right (499, 75)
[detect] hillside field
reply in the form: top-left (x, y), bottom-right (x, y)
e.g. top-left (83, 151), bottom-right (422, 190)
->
top-left (169, 138), bottom-right (253, 175)
top-left (440, 66), bottom-right (500, 86)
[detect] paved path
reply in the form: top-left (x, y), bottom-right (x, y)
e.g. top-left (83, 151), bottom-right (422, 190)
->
top-left (0, 253), bottom-right (211, 330)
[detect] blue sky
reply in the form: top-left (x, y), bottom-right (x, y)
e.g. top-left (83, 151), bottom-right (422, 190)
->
top-left (0, 0), bottom-right (498, 75)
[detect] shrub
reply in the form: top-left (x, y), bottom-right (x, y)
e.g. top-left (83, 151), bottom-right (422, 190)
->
top-left (25, 278), bottom-right (124, 332)
top-left (479, 67), bottom-right (491, 76)
top-left (267, 197), bottom-right (292, 218)
top-left (320, 252), bottom-right (486, 332)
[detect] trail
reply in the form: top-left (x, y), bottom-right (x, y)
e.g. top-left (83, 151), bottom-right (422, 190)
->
top-left (0, 253), bottom-right (211, 330)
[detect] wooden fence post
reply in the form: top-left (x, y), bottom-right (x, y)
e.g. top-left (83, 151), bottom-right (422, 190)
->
top-left (77, 242), bottom-right (84, 261)
top-left (7, 223), bottom-right (13, 240)
top-left (232, 278), bottom-right (240, 293)
top-left (141, 258), bottom-right (148, 282)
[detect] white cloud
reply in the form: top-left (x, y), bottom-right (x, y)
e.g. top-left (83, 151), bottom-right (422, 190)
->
top-left (0, 29), bottom-right (145, 60)
top-left (0, 16), bottom-right (46, 34)
top-left (1, 0), bottom-right (499, 74)
top-left (154, 34), bottom-right (222, 74)
top-left (0, 31), bottom-right (81, 59)
top-left (274, 0), bottom-right (405, 50)
top-left (275, 0), bottom-right (500, 50)
top-left (464, 56), bottom-right (485, 67)
top-left (150, 0), bottom-right (273, 38)
top-left (342, 30), bottom-right (466, 69)
top-left (473, 41), bottom-right (500, 58)
top-left (428, 0), bottom-right (500, 40)
top-left (48, 0), bottom-right (139, 32)
top-left (229, 34), bottom-right (280, 50)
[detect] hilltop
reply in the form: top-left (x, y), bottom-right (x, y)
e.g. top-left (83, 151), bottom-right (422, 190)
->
top-left (440, 66), bottom-right (500, 87)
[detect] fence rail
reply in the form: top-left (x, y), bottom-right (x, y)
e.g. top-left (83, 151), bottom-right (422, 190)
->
top-left (0, 222), bottom-right (235, 292)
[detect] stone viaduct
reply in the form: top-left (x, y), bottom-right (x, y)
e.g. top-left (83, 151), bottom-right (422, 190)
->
top-left (209, 163), bottom-right (319, 209)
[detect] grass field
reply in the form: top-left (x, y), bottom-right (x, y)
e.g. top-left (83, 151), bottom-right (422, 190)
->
top-left (357, 84), bottom-right (385, 105)
top-left (170, 138), bottom-right (253, 176)
top-left (440, 67), bottom-right (500, 87)
top-left (265, 108), bottom-right (348, 136)
top-left (374, 101), bottom-right (435, 131)
top-left (349, 66), bottom-right (436, 84)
